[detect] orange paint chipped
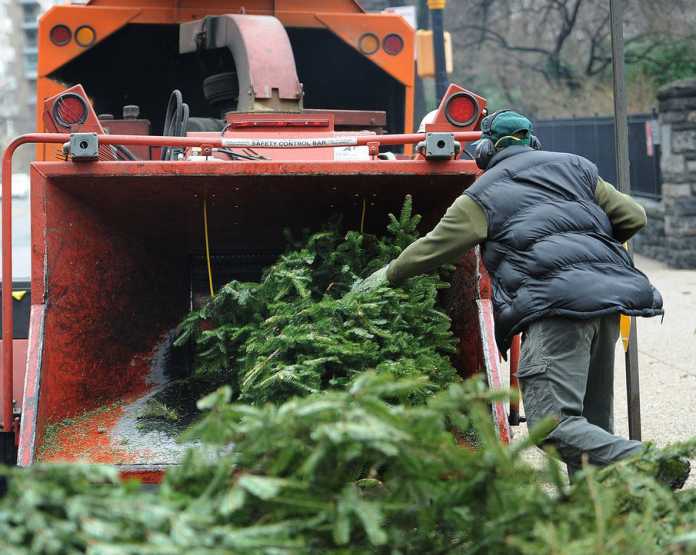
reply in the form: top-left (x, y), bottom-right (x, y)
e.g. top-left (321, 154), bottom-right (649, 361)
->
top-left (38, 351), bottom-right (158, 464)
top-left (39, 402), bottom-right (132, 463)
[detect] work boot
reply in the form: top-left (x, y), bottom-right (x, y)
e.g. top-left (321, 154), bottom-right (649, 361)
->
top-left (656, 456), bottom-right (691, 491)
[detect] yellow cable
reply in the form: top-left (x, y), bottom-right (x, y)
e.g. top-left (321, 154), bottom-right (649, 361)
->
top-left (203, 196), bottom-right (215, 297)
top-left (360, 198), bottom-right (367, 233)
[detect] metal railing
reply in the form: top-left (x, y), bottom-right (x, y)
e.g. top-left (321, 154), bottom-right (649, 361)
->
top-left (535, 114), bottom-right (662, 200)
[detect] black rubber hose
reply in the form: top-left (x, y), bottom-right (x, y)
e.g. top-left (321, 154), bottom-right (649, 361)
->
top-left (161, 90), bottom-right (184, 161)
top-left (113, 144), bottom-right (137, 161)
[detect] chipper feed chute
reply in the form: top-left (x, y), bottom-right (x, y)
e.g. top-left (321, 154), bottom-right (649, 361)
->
top-left (16, 147), bottom-right (511, 480)
top-left (0, 12), bottom-right (511, 481)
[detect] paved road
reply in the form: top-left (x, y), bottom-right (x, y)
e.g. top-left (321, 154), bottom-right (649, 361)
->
top-left (518, 254), bottom-right (696, 488)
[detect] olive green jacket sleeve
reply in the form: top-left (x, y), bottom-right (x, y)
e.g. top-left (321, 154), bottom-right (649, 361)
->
top-left (594, 176), bottom-right (647, 243)
top-left (386, 195), bottom-right (487, 285)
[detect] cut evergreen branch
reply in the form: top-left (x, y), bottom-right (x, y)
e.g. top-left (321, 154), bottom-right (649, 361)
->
top-left (166, 195), bottom-right (459, 412)
top-left (0, 374), bottom-right (694, 554)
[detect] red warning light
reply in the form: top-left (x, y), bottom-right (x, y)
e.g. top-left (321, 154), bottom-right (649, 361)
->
top-left (50, 25), bottom-right (72, 46)
top-left (445, 93), bottom-right (479, 127)
top-left (382, 34), bottom-right (404, 56)
top-left (52, 93), bottom-right (88, 128)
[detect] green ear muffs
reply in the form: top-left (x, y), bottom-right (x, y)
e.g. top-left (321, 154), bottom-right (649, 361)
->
top-left (474, 109), bottom-right (542, 170)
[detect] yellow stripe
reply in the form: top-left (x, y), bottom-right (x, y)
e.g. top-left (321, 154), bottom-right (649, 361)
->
top-left (619, 242), bottom-right (630, 351)
top-left (203, 197), bottom-right (215, 297)
top-left (360, 198), bottom-right (367, 233)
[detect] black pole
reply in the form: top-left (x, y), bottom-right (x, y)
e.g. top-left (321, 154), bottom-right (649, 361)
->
top-left (610, 0), bottom-right (641, 442)
top-left (429, 0), bottom-right (448, 103)
top-left (417, 0), bottom-right (429, 28)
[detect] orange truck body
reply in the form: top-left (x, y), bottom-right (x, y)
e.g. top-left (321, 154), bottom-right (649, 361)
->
top-left (36, 0), bottom-right (415, 160)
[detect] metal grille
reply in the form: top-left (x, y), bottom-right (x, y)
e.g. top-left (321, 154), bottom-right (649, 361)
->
top-left (534, 114), bottom-right (662, 200)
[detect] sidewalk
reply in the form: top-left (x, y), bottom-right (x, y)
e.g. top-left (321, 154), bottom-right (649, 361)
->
top-left (613, 255), bottom-right (696, 488)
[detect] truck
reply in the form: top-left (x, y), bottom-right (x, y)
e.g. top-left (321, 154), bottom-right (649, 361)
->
top-left (1, 0), bottom-right (514, 483)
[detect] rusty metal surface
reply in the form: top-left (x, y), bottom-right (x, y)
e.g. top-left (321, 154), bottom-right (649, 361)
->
top-left (304, 109), bottom-right (386, 129)
top-left (4, 130), bottom-right (501, 467)
top-left (509, 334), bottom-right (521, 426)
top-left (443, 248), bottom-right (511, 442)
top-left (2, 132), bottom-right (481, 434)
top-left (34, 171), bottom-right (187, 424)
top-left (35, 333), bottom-right (194, 466)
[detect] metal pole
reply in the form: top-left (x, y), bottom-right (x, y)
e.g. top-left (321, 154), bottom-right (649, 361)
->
top-left (414, 0), bottom-right (430, 124)
top-left (428, 0), bottom-right (448, 103)
top-left (610, 0), bottom-right (642, 441)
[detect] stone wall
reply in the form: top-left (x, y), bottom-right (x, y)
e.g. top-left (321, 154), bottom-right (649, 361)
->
top-left (633, 79), bottom-right (696, 268)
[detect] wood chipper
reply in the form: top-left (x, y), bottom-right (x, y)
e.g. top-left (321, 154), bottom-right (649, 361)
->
top-left (1, 0), bottom-right (514, 483)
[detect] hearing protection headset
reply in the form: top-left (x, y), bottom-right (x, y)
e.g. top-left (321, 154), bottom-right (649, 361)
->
top-left (474, 109), bottom-right (542, 170)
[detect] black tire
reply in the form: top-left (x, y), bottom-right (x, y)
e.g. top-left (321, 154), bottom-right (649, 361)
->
top-left (203, 72), bottom-right (239, 106)
top-left (0, 432), bottom-right (17, 466)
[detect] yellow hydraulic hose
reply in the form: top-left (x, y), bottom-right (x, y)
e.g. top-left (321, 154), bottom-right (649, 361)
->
top-left (360, 198), bottom-right (367, 233)
top-left (620, 315), bottom-right (631, 352)
top-left (203, 196), bottom-right (215, 297)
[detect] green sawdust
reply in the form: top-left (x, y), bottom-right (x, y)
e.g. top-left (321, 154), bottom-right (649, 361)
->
top-left (139, 400), bottom-right (179, 423)
top-left (135, 372), bottom-right (228, 435)
top-left (37, 401), bottom-right (124, 460)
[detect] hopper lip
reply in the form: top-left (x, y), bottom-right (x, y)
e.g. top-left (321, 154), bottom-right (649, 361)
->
top-left (31, 159), bottom-right (482, 179)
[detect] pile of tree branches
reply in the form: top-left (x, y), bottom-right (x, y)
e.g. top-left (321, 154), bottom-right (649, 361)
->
top-left (161, 196), bottom-right (459, 413)
top-left (1, 373), bottom-right (695, 554)
top-left (0, 197), bottom-right (694, 554)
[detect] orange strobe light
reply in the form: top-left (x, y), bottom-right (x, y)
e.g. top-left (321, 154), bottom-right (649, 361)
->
top-left (75, 25), bottom-right (96, 47)
top-left (358, 33), bottom-right (380, 55)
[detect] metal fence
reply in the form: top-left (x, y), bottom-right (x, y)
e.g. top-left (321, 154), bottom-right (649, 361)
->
top-left (533, 114), bottom-right (662, 199)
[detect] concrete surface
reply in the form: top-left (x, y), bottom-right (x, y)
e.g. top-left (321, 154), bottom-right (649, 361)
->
top-left (518, 254), bottom-right (696, 489)
top-left (614, 254), bottom-right (696, 488)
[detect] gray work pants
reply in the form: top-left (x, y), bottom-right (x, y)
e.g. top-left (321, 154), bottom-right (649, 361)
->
top-left (518, 314), bottom-right (643, 475)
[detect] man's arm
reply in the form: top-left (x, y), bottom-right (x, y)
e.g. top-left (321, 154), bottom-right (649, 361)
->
top-left (594, 177), bottom-right (647, 243)
top-left (386, 194), bottom-right (487, 285)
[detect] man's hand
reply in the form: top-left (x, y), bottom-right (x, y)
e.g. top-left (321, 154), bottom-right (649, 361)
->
top-left (351, 265), bottom-right (389, 293)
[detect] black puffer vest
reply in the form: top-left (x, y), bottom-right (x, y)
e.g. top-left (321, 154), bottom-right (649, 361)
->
top-left (464, 146), bottom-right (663, 352)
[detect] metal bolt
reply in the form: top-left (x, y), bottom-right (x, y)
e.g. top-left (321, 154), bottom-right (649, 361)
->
top-left (122, 105), bottom-right (140, 119)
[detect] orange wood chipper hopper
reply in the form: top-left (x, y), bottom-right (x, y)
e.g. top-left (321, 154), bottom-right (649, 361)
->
top-left (1, 4), bottom-right (513, 483)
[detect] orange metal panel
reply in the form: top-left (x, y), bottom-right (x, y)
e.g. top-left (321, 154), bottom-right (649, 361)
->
top-left (316, 13), bottom-right (415, 87)
top-left (38, 7), bottom-right (141, 77)
top-left (85, 0), bottom-right (363, 13)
